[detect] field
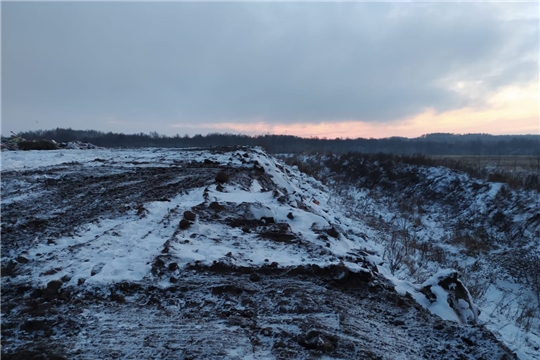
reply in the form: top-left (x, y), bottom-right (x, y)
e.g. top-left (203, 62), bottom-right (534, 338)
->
top-left (429, 155), bottom-right (540, 173)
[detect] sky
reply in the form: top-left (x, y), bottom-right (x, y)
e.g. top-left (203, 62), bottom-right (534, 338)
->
top-left (2, 1), bottom-right (539, 139)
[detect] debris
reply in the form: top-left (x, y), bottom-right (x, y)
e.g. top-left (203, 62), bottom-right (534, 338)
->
top-left (1, 135), bottom-right (100, 151)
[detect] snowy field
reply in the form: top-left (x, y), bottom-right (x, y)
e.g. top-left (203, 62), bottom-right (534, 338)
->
top-left (1, 147), bottom-right (528, 359)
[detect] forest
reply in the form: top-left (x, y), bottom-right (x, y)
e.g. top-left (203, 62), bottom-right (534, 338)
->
top-left (14, 128), bottom-right (540, 156)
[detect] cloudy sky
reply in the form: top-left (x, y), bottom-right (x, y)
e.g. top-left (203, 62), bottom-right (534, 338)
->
top-left (2, 1), bottom-right (538, 138)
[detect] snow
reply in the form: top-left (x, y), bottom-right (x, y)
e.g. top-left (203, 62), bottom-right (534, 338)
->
top-left (293, 153), bottom-right (540, 360)
top-left (1, 147), bottom-right (533, 359)
top-left (2, 149), bottom-right (114, 171)
top-left (4, 148), bottom-right (375, 291)
top-left (391, 271), bottom-right (463, 323)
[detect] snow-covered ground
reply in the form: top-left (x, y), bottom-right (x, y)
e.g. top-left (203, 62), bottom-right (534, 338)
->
top-left (1, 147), bottom-right (523, 359)
top-left (284, 153), bottom-right (540, 359)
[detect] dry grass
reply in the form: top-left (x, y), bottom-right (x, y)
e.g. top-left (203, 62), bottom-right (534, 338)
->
top-left (430, 155), bottom-right (540, 173)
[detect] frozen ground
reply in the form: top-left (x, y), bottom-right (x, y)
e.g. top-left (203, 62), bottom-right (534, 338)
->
top-left (1, 147), bottom-right (520, 359)
top-left (282, 152), bottom-right (540, 359)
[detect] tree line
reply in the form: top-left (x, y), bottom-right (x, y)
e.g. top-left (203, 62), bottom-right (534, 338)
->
top-left (15, 128), bottom-right (540, 155)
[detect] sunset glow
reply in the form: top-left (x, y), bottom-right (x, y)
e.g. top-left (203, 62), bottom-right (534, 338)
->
top-left (172, 82), bottom-right (539, 139)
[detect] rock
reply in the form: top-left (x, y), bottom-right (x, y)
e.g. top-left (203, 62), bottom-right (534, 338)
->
top-left (260, 327), bottom-right (273, 336)
top-left (249, 272), bottom-right (261, 282)
top-left (239, 309), bottom-right (255, 318)
top-left (461, 336), bottom-right (475, 347)
top-left (287, 212), bottom-right (294, 220)
top-left (227, 315), bottom-right (251, 328)
top-left (211, 285), bottom-right (244, 296)
top-left (168, 262), bottom-right (179, 271)
top-left (433, 322), bottom-right (445, 330)
top-left (328, 263), bottom-right (349, 284)
top-left (299, 330), bottom-right (339, 353)
top-left (260, 217), bottom-right (275, 224)
top-left (90, 263), bottom-right (105, 276)
top-left (16, 255), bottom-right (29, 264)
top-left (1, 260), bottom-right (17, 277)
top-left (208, 202), bottom-right (225, 212)
top-left (179, 219), bottom-right (191, 229)
top-left (162, 242), bottom-right (170, 254)
top-left (30, 288), bottom-right (44, 299)
top-left (20, 319), bottom-right (48, 332)
top-left (215, 171), bottom-right (229, 184)
top-left (253, 162), bottom-right (265, 173)
top-left (110, 293), bottom-right (126, 303)
top-left (153, 257), bottom-right (165, 270)
top-left (136, 205), bottom-right (148, 218)
top-left (43, 280), bottom-right (63, 301)
top-left (46, 280), bottom-right (63, 292)
top-left (42, 267), bottom-right (61, 276)
top-left (183, 211), bottom-right (196, 221)
top-left (326, 227), bottom-right (339, 238)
